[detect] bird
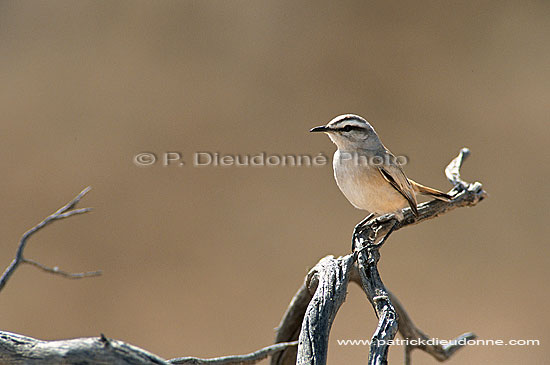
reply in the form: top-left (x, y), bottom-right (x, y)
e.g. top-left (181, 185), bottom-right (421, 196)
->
top-left (310, 114), bottom-right (451, 244)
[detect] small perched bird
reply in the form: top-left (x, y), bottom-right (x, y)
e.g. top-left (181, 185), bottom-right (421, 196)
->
top-left (310, 114), bottom-right (450, 222)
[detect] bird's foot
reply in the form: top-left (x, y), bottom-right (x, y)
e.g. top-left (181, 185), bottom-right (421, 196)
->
top-left (353, 216), bottom-right (399, 255)
top-left (352, 213), bottom-right (375, 252)
top-left (371, 219), bottom-right (399, 249)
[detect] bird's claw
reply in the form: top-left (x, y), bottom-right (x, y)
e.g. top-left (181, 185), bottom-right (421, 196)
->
top-left (352, 215), bottom-right (399, 253)
top-left (352, 213), bottom-right (375, 252)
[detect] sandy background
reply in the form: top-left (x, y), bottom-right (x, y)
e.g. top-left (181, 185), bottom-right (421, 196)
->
top-left (0, 1), bottom-right (548, 363)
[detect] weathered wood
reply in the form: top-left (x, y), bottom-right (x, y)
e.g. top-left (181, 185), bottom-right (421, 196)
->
top-left (271, 282), bottom-right (314, 365)
top-left (0, 148), bottom-right (486, 364)
top-left (354, 246), bottom-right (398, 365)
top-left (273, 148), bottom-right (486, 365)
top-left (0, 332), bottom-right (169, 364)
top-left (296, 255), bottom-right (355, 365)
top-left (170, 341), bottom-right (299, 364)
top-left (0, 331), bottom-right (298, 365)
top-left (388, 292), bottom-right (476, 364)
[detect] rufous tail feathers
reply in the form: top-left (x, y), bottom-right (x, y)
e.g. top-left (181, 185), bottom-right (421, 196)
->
top-left (409, 180), bottom-right (452, 201)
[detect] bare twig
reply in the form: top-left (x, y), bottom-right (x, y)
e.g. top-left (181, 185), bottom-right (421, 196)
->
top-left (22, 257), bottom-right (102, 279)
top-left (169, 341), bottom-right (299, 364)
top-left (388, 292), bottom-right (476, 364)
top-left (0, 187), bottom-right (101, 292)
top-left (445, 147), bottom-right (470, 189)
top-left (346, 274), bottom-right (477, 364)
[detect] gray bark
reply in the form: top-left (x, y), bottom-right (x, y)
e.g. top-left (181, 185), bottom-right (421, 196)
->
top-left (0, 148), bottom-right (486, 364)
top-left (272, 148), bottom-right (486, 365)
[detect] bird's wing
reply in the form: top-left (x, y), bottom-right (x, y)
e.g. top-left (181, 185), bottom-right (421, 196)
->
top-left (378, 164), bottom-right (419, 217)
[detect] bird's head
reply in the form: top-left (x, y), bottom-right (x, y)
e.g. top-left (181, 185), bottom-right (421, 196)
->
top-left (310, 114), bottom-right (381, 151)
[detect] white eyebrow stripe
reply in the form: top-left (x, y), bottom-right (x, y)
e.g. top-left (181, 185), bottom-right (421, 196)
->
top-left (329, 118), bottom-right (367, 129)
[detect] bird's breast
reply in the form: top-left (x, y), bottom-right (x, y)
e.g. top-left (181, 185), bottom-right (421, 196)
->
top-left (333, 150), bottom-right (408, 214)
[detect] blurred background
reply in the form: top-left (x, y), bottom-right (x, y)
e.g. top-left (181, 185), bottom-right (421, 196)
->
top-left (0, 1), bottom-right (548, 363)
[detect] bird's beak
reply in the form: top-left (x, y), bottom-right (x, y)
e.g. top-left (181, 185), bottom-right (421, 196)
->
top-left (310, 125), bottom-right (329, 133)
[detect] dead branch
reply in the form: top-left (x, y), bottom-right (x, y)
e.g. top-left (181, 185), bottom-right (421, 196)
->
top-left (353, 239), bottom-right (398, 364)
top-left (170, 341), bottom-right (299, 364)
top-left (0, 331), bottom-right (297, 365)
top-left (271, 283), bottom-right (315, 364)
top-left (0, 331), bottom-right (168, 364)
top-left (387, 292), bottom-right (477, 364)
top-left (0, 148), bottom-right (486, 364)
top-left (0, 187), bottom-right (101, 293)
top-left (272, 148), bottom-right (486, 365)
top-left (0, 188), bottom-right (298, 364)
top-left (296, 255), bottom-right (355, 365)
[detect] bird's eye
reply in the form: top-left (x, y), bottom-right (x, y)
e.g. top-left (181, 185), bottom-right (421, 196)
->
top-left (341, 125), bottom-right (352, 132)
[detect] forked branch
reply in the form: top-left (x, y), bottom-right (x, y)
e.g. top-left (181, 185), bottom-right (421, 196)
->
top-left (0, 187), bottom-right (101, 293)
top-left (0, 188), bottom-right (298, 364)
top-left (272, 148), bottom-right (486, 365)
top-left (0, 148), bottom-right (486, 364)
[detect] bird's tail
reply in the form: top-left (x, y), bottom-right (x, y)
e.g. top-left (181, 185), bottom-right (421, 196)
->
top-left (409, 180), bottom-right (452, 201)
